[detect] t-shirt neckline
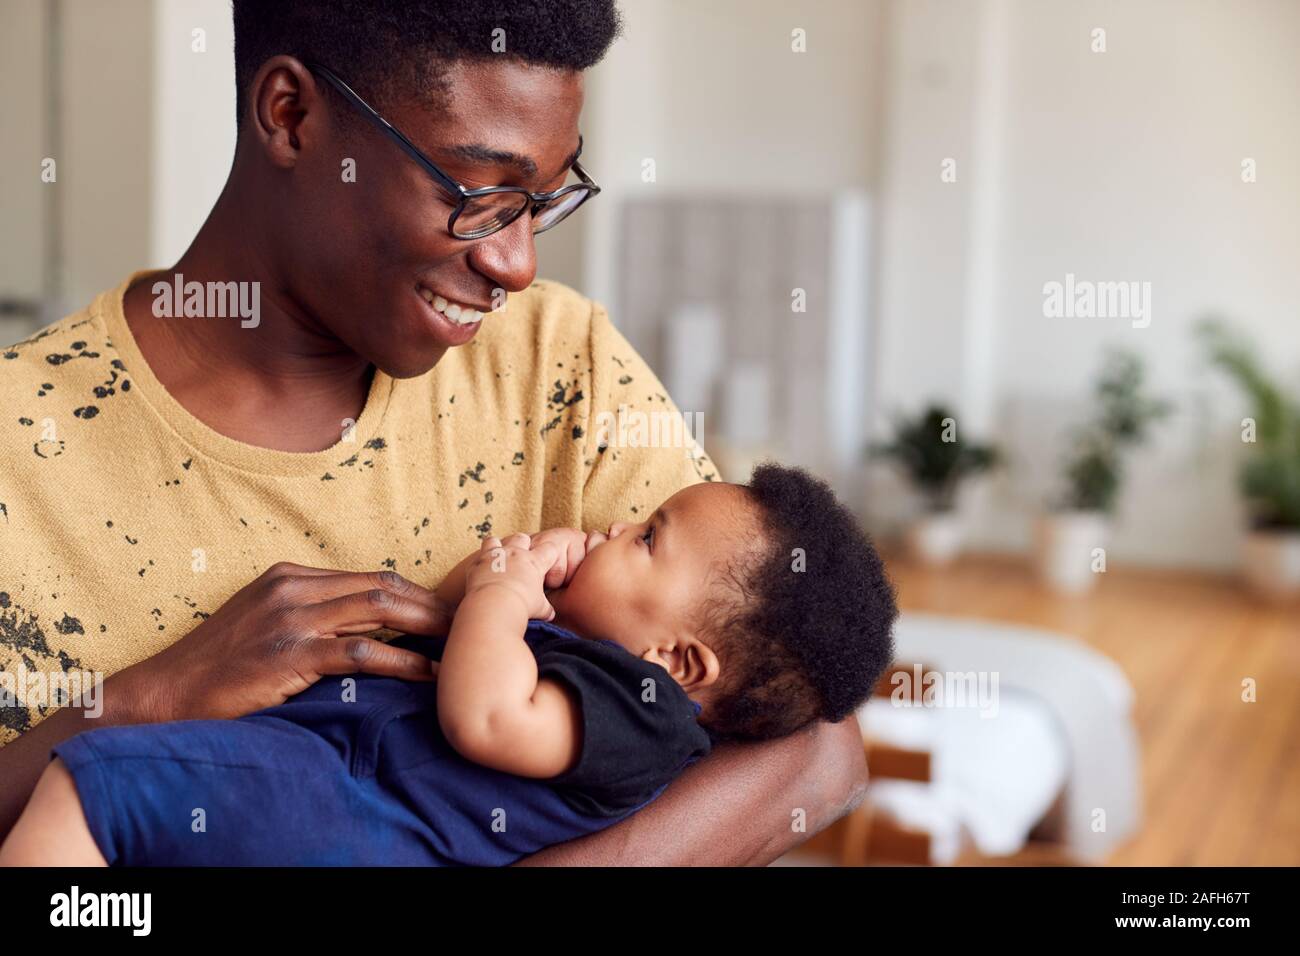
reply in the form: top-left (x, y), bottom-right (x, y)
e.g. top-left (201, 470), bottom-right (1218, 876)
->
top-left (97, 269), bottom-right (397, 478)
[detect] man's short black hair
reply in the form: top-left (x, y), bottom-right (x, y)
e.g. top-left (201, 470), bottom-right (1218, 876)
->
top-left (232, 0), bottom-right (623, 130)
top-left (700, 463), bottom-right (898, 742)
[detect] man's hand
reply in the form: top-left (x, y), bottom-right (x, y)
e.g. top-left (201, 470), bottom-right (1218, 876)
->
top-left (119, 562), bottom-right (451, 723)
top-left (464, 534), bottom-right (560, 621)
top-left (0, 560), bottom-right (448, 841)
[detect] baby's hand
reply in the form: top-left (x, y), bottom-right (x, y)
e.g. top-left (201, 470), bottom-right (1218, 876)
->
top-left (463, 533), bottom-right (560, 621)
top-left (529, 527), bottom-right (604, 590)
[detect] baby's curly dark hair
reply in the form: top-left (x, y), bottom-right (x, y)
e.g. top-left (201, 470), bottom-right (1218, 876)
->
top-left (698, 463), bottom-right (897, 742)
top-left (232, 0), bottom-right (624, 130)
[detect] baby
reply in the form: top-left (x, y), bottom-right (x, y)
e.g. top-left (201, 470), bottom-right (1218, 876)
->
top-left (0, 463), bottom-right (896, 866)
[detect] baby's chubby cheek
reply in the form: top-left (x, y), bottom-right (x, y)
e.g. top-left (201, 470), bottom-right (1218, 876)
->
top-left (548, 546), bottom-right (616, 631)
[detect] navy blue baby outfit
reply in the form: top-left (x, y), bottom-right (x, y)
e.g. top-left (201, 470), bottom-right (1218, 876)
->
top-left (52, 621), bottom-right (711, 866)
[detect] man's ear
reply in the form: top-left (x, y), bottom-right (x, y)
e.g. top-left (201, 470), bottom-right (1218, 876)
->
top-left (248, 55), bottom-right (317, 169)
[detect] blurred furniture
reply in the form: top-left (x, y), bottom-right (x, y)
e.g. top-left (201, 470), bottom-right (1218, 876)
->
top-left (814, 613), bottom-right (1140, 865)
top-left (841, 660), bottom-right (1070, 865)
top-left (871, 553), bottom-right (1295, 866)
top-left (840, 660), bottom-right (951, 865)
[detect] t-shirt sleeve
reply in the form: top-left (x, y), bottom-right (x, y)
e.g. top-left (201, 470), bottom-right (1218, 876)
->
top-left (534, 637), bottom-right (712, 818)
top-left (578, 301), bottom-right (720, 531)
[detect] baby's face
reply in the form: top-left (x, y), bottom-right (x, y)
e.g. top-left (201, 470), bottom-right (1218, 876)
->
top-left (549, 481), bottom-right (762, 664)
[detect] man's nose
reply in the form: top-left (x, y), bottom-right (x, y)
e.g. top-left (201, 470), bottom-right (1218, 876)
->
top-left (465, 212), bottom-right (538, 297)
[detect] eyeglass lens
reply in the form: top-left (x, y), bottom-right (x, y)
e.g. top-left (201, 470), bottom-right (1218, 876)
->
top-left (453, 188), bottom-right (590, 239)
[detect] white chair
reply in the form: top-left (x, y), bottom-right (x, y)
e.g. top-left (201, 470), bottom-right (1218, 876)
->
top-left (836, 613), bottom-right (1141, 865)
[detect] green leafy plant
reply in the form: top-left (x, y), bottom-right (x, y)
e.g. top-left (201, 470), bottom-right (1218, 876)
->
top-left (1055, 349), bottom-right (1170, 513)
top-left (870, 404), bottom-right (999, 512)
top-left (1198, 319), bottom-right (1300, 531)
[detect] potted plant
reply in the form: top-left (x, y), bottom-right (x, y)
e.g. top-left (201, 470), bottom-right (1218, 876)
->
top-left (1198, 320), bottom-right (1300, 601)
top-left (1037, 349), bottom-right (1170, 594)
top-left (871, 404), bottom-right (999, 565)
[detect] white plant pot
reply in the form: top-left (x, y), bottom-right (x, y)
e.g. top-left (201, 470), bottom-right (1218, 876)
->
top-left (1241, 529), bottom-right (1300, 602)
top-left (1034, 511), bottom-right (1110, 595)
top-left (905, 512), bottom-right (965, 566)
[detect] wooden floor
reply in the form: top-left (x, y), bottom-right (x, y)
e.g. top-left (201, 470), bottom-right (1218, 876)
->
top-left (877, 550), bottom-right (1300, 866)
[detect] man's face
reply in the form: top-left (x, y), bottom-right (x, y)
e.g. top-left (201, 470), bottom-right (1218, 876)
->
top-left (284, 58), bottom-right (585, 378)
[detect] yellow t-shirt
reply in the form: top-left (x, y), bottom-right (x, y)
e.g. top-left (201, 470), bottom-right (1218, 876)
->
top-left (0, 271), bottom-right (716, 746)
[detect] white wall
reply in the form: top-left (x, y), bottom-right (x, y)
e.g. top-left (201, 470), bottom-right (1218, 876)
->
top-left (59, 0), bottom-right (155, 310)
top-left (150, 0), bottom-right (237, 267)
top-left (871, 0), bottom-right (1300, 570)
top-left (0, 0), bottom-right (154, 329)
top-left (0, 0), bottom-right (49, 312)
top-left (0, 0), bottom-right (234, 330)
top-left (572, 0), bottom-right (885, 304)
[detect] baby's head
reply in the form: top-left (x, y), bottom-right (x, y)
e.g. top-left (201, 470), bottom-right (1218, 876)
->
top-left (549, 463), bottom-right (897, 741)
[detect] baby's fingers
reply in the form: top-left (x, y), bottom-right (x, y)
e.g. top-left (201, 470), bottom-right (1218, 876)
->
top-left (540, 537), bottom-right (581, 589)
top-left (562, 534), bottom-right (589, 585)
top-left (543, 557), bottom-right (569, 591)
top-left (529, 540), bottom-right (561, 573)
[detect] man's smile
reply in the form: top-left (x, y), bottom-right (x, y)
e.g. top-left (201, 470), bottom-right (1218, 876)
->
top-left (416, 284), bottom-right (493, 325)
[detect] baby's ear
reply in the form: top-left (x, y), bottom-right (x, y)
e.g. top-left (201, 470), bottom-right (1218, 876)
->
top-left (667, 637), bottom-right (720, 694)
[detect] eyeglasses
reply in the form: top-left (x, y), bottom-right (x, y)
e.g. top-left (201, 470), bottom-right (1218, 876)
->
top-left (306, 61), bottom-right (600, 240)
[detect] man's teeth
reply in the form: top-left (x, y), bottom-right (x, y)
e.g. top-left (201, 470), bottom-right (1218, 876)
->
top-left (418, 287), bottom-right (485, 325)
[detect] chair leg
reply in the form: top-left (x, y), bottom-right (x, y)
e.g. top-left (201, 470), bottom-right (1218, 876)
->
top-left (839, 802), bottom-right (874, 867)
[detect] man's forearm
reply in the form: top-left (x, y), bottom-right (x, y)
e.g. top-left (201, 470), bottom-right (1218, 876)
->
top-left (515, 716), bottom-right (869, 866)
top-left (0, 672), bottom-right (152, 841)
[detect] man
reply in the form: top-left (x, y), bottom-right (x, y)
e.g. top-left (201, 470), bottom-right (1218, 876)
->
top-left (0, 0), bottom-right (866, 863)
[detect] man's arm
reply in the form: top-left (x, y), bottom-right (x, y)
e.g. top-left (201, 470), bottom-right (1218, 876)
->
top-left (515, 717), bottom-right (868, 866)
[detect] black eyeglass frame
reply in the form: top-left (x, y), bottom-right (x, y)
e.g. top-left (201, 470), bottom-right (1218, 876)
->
top-left (306, 61), bottom-right (600, 240)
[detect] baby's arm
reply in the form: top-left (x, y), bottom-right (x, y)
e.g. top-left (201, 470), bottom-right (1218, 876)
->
top-left (435, 533), bottom-right (584, 780)
top-left (0, 758), bottom-right (106, 867)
